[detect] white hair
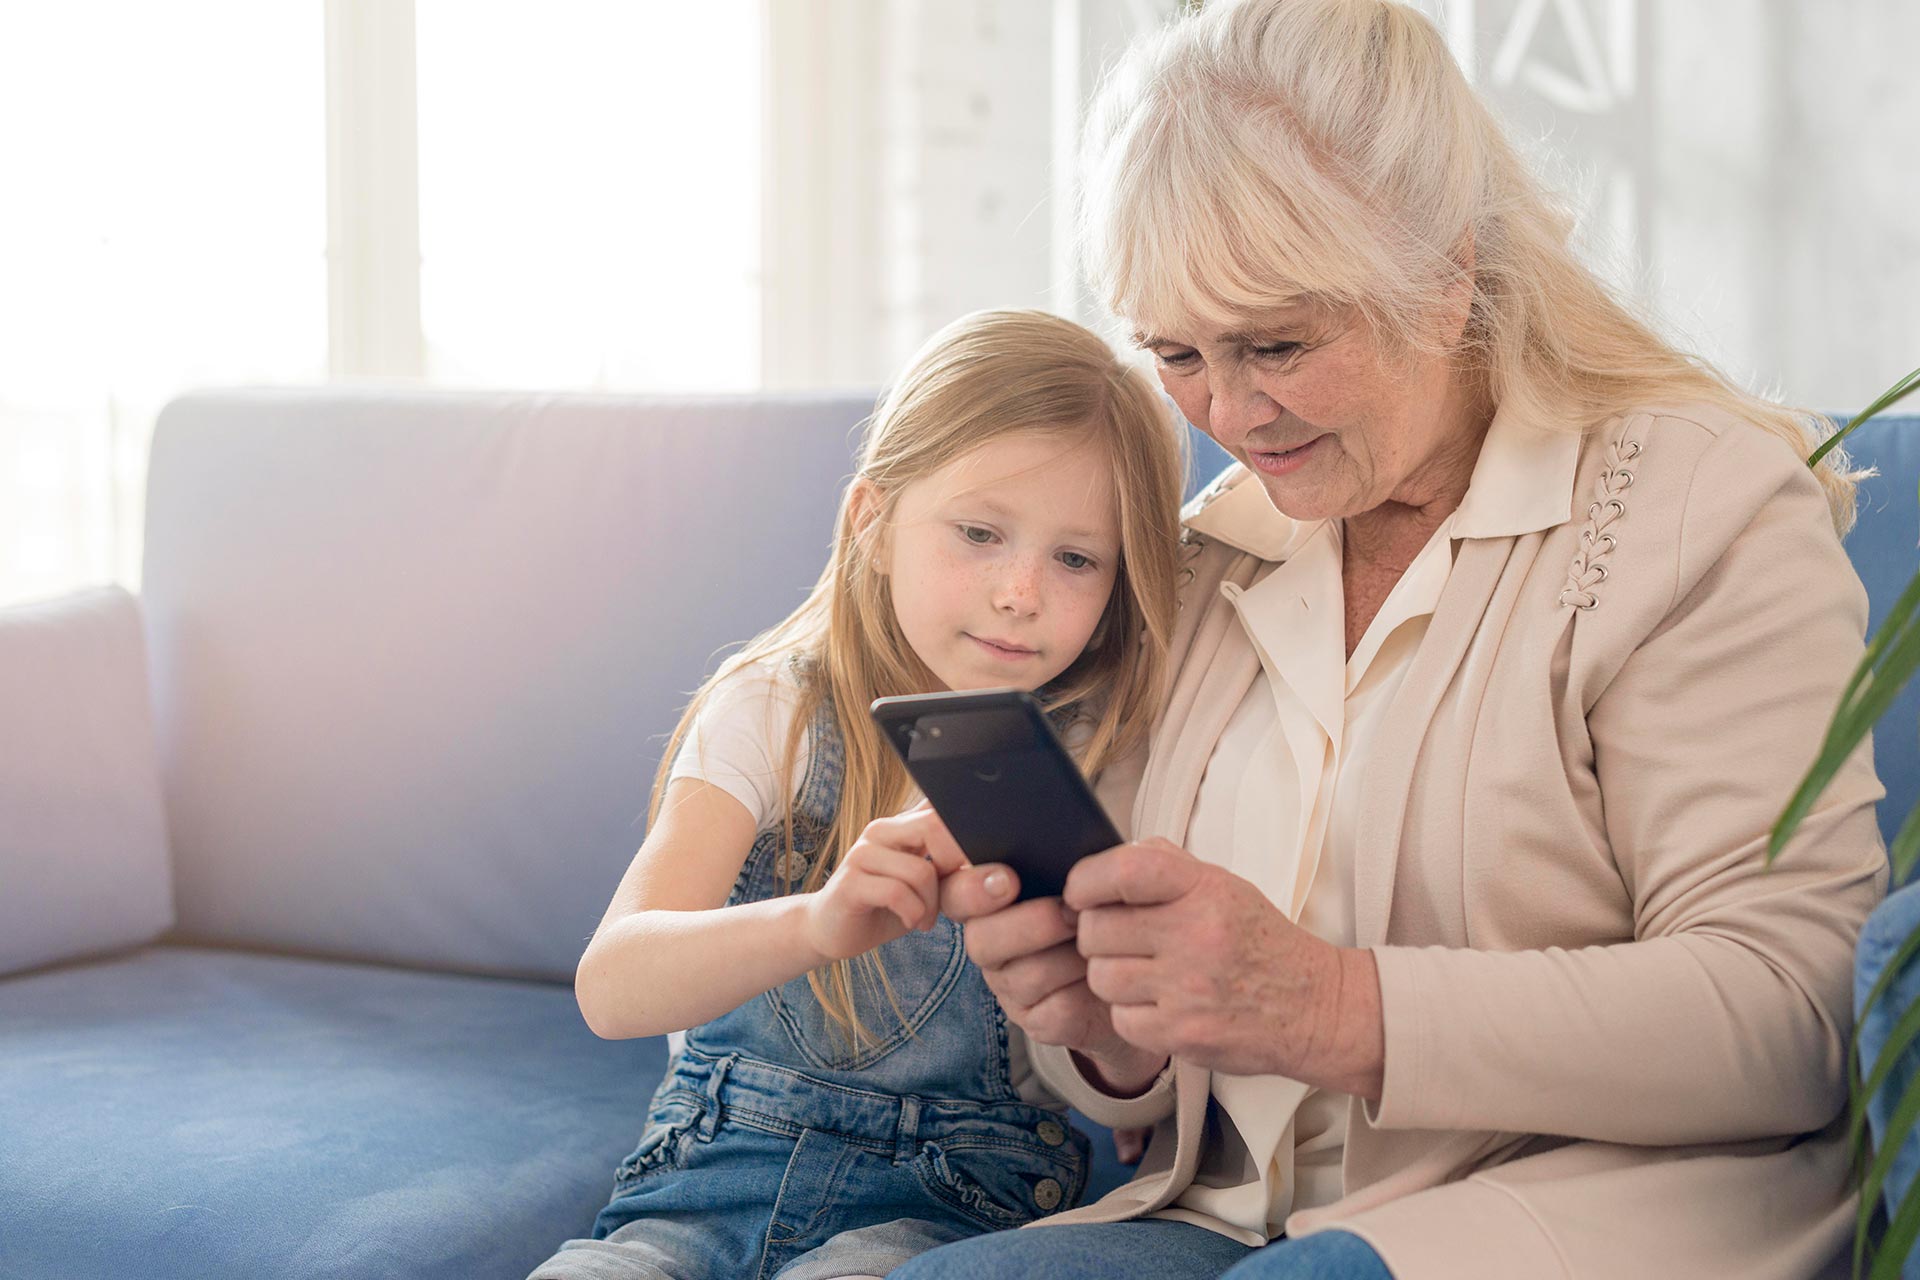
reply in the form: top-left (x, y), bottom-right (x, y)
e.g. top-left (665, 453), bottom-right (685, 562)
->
top-left (1080, 0), bottom-right (1859, 532)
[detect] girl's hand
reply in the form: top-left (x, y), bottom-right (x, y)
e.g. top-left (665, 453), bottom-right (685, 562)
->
top-left (799, 805), bottom-right (970, 964)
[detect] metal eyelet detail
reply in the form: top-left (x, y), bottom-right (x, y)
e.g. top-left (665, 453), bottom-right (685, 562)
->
top-left (1560, 427), bottom-right (1642, 611)
top-left (1175, 530), bottom-right (1207, 611)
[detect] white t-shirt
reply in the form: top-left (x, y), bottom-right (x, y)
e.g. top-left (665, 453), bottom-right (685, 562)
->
top-left (667, 659), bottom-right (810, 830)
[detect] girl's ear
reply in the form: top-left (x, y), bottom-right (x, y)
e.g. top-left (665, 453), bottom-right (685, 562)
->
top-left (848, 478), bottom-right (890, 576)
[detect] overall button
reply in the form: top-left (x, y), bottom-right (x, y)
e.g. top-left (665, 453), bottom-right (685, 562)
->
top-left (1036, 1120), bottom-right (1066, 1147)
top-left (773, 852), bottom-right (811, 880)
top-left (1033, 1178), bottom-right (1063, 1211)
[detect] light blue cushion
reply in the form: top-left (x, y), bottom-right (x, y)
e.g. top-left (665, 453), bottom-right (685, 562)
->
top-left (0, 946), bottom-right (664, 1280)
top-left (141, 390), bottom-right (877, 980)
top-left (1184, 421), bottom-right (1233, 500)
top-left (1832, 414), bottom-right (1920, 857)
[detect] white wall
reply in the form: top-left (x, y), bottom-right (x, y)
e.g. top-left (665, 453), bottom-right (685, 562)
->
top-left (868, 0), bottom-right (1919, 411)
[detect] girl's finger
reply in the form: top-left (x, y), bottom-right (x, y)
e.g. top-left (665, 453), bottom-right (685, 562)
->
top-left (843, 860), bottom-right (934, 931)
top-left (846, 844), bottom-right (942, 910)
top-left (862, 809), bottom-right (969, 875)
top-left (876, 879), bottom-right (929, 931)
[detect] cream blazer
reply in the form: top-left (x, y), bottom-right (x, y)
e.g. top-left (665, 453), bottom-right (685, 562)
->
top-left (1030, 402), bottom-right (1888, 1280)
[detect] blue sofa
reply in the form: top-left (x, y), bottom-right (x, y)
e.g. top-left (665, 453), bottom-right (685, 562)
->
top-left (0, 389), bottom-right (1913, 1280)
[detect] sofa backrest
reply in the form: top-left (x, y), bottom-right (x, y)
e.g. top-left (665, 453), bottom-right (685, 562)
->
top-left (139, 390), bottom-right (1919, 982)
top-left (142, 389), bottom-right (878, 980)
top-left (1832, 414), bottom-right (1920, 855)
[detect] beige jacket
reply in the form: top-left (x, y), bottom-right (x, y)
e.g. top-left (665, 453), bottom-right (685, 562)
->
top-left (1031, 403), bottom-right (1888, 1279)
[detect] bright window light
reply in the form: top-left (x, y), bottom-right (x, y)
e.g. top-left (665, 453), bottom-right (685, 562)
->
top-left (415, 0), bottom-right (762, 392)
top-left (0, 3), bottom-right (326, 605)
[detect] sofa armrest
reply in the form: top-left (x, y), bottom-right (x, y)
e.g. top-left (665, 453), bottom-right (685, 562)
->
top-left (0, 586), bottom-right (172, 975)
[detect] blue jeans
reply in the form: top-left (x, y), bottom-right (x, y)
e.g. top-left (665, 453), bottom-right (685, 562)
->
top-left (890, 1217), bottom-right (1393, 1280)
top-left (529, 1048), bottom-right (1088, 1280)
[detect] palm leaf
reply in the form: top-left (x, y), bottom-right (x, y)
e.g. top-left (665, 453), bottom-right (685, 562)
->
top-left (1772, 605), bottom-right (1920, 864)
top-left (1810, 365), bottom-right (1920, 470)
top-left (1852, 919), bottom-right (1920, 1160)
top-left (1859, 1062), bottom-right (1920, 1266)
top-left (1773, 367), bottom-right (1920, 1276)
top-left (1894, 805), bottom-right (1920, 886)
top-left (1871, 1172), bottom-right (1920, 1280)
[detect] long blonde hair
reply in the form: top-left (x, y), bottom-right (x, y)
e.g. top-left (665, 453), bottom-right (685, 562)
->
top-left (1081, 0), bottom-right (1861, 532)
top-left (651, 308), bottom-right (1185, 1043)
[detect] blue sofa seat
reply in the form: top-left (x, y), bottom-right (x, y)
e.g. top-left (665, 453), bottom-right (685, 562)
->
top-left (2, 947), bottom-right (659, 1279)
top-left (1, 946), bottom-right (1133, 1280)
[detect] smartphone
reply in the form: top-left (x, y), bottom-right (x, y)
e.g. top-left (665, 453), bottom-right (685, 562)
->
top-left (869, 688), bottom-right (1123, 901)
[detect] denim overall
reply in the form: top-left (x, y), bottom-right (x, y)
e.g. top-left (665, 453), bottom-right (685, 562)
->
top-left (560, 705), bottom-right (1091, 1280)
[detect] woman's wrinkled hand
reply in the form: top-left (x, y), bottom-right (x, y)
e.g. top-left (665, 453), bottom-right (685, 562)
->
top-left (1066, 838), bottom-right (1385, 1099)
top-left (940, 860), bottom-right (1169, 1096)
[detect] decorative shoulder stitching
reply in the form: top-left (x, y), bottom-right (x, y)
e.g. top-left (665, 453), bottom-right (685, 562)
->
top-left (1559, 426), bottom-right (1645, 610)
top-left (1175, 527), bottom-right (1207, 610)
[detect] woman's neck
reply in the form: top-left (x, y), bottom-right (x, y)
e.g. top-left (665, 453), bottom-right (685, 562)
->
top-left (1336, 382), bottom-right (1495, 656)
top-left (1342, 391), bottom-right (1494, 579)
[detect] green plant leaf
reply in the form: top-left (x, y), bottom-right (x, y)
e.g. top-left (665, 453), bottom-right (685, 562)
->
top-left (1809, 365), bottom-right (1920, 470)
top-left (1870, 1170), bottom-right (1920, 1280)
top-left (1894, 804), bottom-right (1920, 884)
top-left (1849, 571), bottom-right (1920, 721)
top-left (1853, 993), bottom-right (1920, 1158)
top-left (1852, 920), bottom-right (1920, 1162)
top-left (1773, 605), bottom-right (1920, 862)
top-left (1859, 1065), bottom-right (1920, 1258)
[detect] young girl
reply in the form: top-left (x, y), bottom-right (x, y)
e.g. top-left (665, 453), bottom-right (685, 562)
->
top-left (530, 309), bottom-right (1184, 1280)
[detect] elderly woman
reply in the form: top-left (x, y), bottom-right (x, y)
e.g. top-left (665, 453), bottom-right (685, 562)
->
top-left (892, 2), bottom-right (1887, 1279)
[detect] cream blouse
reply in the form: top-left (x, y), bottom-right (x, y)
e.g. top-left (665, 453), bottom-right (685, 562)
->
top-left (1145, 507), bottom-right (1457, 1245)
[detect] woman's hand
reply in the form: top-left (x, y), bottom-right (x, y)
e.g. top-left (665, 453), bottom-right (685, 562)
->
top-left (799, 806), bottom-right (970, 964)
top-left (1067, 838), bottom-right (1386, 1099)
top-left (941, 862), bottom-right (1169, 1096)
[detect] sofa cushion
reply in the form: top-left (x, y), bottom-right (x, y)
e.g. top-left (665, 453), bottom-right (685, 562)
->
top-left (1832, 413), bottom-right (1920, 857)
top-left (141, 389), bottom-right (877, 980)
top-left (0, 946), bottom-right (664, 1280)
top-left (0, 585), bottom-right (171, 975)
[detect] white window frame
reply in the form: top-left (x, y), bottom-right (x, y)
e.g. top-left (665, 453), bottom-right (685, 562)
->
top-left (323, 0), bottom-right (425, 379)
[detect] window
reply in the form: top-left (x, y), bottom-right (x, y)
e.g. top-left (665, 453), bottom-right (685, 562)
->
top-left (414, 0), bottom-right (761, 391)
top-left (0, 3), bottom-right (326, 605)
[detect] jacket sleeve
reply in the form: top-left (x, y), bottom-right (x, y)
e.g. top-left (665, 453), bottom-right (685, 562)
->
top-left (1028, 1039), bottom-right (1179, 1128)
top-left (1368, 422), bottom-right (1888, 1145)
